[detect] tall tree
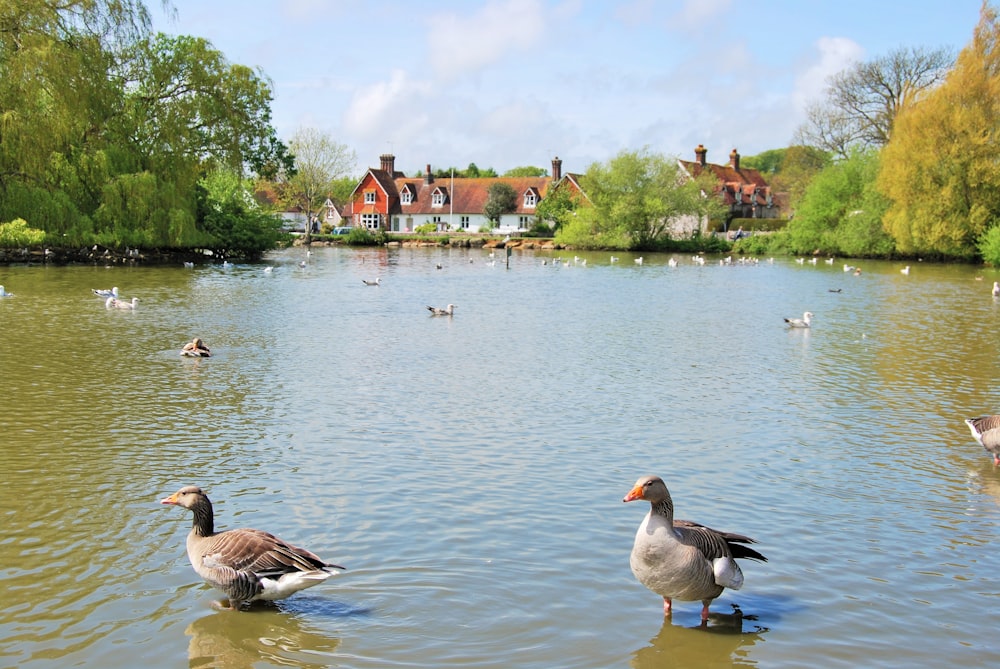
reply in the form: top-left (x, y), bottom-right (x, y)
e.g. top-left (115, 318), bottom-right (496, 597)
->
top-left (286, 127), bottom-right (356, 241)
top-left (796, 45), bottom-right (954, 157)
top-left (482, 182), bottom-right (517, 229)
top-left (556, 148), bottom-right (724, 250)
top-left (878, 2), bottom-right (1000, 259)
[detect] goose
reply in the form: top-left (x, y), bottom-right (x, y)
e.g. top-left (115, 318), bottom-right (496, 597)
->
top-left (93, 287), bottom-right (119, 299)
top-left (362, 278), bottom-right (381, 286)
top-left (107, 296), bottom-right (139, 309)
top-left (965, 416), bottom-right (1000, 465)
top-left (992, 281), bottom-right (999, 297)
top-left (0, 285), bottom-right (12, 297)
top-left (784, 311), bottom-right (813, 328)
top-left (160, 486), bottom-right (343, 609)
top-left (427, 304), bottom-right (456, 316)
top-left (623, 475), bottom-right (766, 620)
top-left (181, 338), bottom-right (212, 357)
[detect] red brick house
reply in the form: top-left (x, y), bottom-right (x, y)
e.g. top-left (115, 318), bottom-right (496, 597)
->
top-left (343, 155), bottom-right (584, 233)
top-left (679, 145), bottom-right (783, 220)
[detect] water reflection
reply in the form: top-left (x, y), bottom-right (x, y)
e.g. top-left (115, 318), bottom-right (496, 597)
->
top-left (186, 607), bottom-right (341, 669)
top-left (631, 611), bottom-right (767, 669)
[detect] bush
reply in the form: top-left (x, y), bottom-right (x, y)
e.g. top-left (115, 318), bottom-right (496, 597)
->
top-left (0, 218), bottom-right (46, 246)
top-left (977, 225), bottom-right (1000, 266)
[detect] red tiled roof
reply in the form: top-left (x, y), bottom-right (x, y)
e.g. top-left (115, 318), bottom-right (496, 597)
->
top-left (390, 176), bottom-right (555, 216)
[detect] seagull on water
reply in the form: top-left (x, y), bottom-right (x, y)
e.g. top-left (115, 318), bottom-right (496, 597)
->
top-left (93, 287), bottom-right (119, 299)
top-left (107, 296), bottom-right (139, 310)
top-left (992, 281), bottom-right (999, 297)
top-left (784, 311), bottom-right (814, 328)
top-left (0, 285), bottom-right (13, 297)
top-left (427, 304), bottom-right (456, 316)
top-left (363, 278), bottom-right (381, 286)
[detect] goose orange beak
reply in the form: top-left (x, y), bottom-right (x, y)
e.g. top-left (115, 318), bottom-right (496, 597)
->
top-left (623, 485), bottom-right (644, 503)
top-left (160, 493), bottom-right (179, 505)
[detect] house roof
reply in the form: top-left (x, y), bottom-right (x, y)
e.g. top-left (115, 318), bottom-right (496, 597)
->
top-left (391, 176), bottom-right (554, 216)
top-left (679, 156), bottom-right (772, 207)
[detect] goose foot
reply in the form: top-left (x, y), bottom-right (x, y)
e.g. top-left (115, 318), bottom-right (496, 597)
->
top-left (662, 597), bottom-right (672, 616)
top-left (211, 599), bottom-right (235, 611)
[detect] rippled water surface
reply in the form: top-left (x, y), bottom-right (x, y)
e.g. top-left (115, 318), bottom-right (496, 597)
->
top-left (2, 247), bottom-right (1000, 668)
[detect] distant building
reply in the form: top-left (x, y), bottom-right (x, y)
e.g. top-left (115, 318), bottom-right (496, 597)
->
top-left (679, 145), bottom-right (784, 221)
top-left (343, 155), bottom-right (585, 234)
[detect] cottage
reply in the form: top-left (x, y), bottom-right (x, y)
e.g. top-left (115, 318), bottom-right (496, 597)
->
top-left (679, 145), bottom-right (783, 222)
top-left (343, 155), bottom-right (584, 234)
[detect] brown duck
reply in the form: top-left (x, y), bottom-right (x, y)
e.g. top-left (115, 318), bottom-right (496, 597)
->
top-left (623, 475), bottom-right (766, 620)
top-left (160, 485), bottom-right (344, 609)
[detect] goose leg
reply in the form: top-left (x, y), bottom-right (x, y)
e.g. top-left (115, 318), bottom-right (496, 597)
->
top-left (700, 601), bottom-right (712, 621)
top-left (663, 597), bottom-right (672, 616)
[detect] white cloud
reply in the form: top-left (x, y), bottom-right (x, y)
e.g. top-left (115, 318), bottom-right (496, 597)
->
top-left (426, 0), bottom-right (547, 80)
top-left (792, 36), bottom-right (865, 110)
top-left (669, 0), bottom-right (732, 33)
top-left (342, 69), bottom-right (434, 139)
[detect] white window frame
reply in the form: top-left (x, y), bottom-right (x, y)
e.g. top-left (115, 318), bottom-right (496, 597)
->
top-left (401, 189), bottom-right (412, 205)
top-left (523, 191), bottom-right (537, 208)
top-left (364, 191), bottom-right (376, 205)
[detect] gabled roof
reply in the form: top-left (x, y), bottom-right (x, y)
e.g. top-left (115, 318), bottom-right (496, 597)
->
top-left (391, 176), bottom-right (555, 216)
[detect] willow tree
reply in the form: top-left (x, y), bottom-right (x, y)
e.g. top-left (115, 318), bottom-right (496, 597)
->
top-left (878, 2), bottom-right (1000, 258)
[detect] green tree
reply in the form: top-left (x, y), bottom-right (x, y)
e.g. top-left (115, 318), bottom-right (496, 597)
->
top-left (503, 165), bottom-right (548, 177)
top-left (482, 182), bottom-right (517, 228)
top-left (557, 148), bottom-right (723, 250)
top-left (534, 184), bottom-right (579, 232)
top-left (786, 149), bottom-right (892, 256)
top-left (878, 2), bottom-right (1000, 259)
top-left (286, 127), bottom-right (357, 242)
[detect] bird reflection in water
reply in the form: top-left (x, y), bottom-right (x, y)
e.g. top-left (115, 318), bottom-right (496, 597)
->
top-left (186, 605), bottom-right (342, 669)
top-left (630, 605), bottom-right (769, 669)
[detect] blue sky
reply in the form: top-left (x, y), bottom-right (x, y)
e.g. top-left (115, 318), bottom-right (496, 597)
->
top-left (149, 0), bottom-right (985, 177)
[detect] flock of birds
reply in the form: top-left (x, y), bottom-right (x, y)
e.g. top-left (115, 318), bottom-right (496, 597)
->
top-left (9, 251), bottom-right (1000, 619)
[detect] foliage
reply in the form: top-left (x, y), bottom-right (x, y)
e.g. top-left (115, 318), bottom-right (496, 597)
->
top-left (977, 226), bottom-right (1000, 265)
top-left (533, 184), bottom-right (579, 231)
top-left (482, 182), bottom-right (518, 225)
top-left (878, 3), bottom-right (1000, 260)
top-left (0, 1), bottom-right (291, 255)
top-left (786, 149), bottom-right (893, 256)
top-left (197, 170), bottom-right (284, 259)
top-left (556, 148), bottom-right (725, 250)
top-left (773, 146), bottom-right (833, 210)
top-left (428, 164), bottom-right (499, 178)
top-left (796, 45), bottom-right (954, 157)
top-left (286, 127), bottom-right (357, 242)
top-left (0, 219), bottom-right (46, 246)
top-left (414, 223), bottom-right (437, 234)
top-left (503, 165), bottom-right (548, 177)
top-left (739, 149), bottom-right (786, 176)
top-left (343, 227), bottom-right (386, 246)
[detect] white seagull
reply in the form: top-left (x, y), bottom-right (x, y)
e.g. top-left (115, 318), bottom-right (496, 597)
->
top-left (93, 287), bottom-right (119, 299)
top-left (362, 278), bottom-right (381, 286)
top-left (427, 304), bottom-right (456, 316)
top-left (0, 285), bottom-right (13, 297)
top-left (784, 311), bottom-right (813, 328)
top-left (992, 281), bottom-right (1000, 298)
top-left (900, 266), bottom-right (910, 275)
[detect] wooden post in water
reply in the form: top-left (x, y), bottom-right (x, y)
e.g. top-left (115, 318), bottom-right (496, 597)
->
top-left (506, 245), bottom-right (512, 269)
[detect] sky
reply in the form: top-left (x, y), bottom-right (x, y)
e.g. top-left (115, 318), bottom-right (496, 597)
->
top-left (148, 0), bottom-right (986, 177)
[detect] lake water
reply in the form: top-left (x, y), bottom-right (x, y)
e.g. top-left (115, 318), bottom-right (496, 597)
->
top-left (2, 247), bottom-right (999, 668)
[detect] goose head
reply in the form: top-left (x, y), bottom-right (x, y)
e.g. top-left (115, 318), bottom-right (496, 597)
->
top-left (623, 475), bottom-right (670, 503)
top-left (160, 485), bottom-right (210, 510)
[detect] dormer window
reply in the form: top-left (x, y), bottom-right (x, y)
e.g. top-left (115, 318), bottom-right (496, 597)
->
top-left (401, 187), bottom-right (413, 205)
top-left (432, 187), bottom-right (447, 207)
top-left (523, 190), bottom-right (538, 208)
top-left (364, 190), bottom-right (376, 205)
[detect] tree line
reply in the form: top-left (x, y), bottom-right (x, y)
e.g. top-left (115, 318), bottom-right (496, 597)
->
top-left (6, 1), bottom-right (1000, 263)
top-left (0, 0), bottom-right (291, 259)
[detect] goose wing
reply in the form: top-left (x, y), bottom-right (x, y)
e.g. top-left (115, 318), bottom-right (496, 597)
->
top-left (199, 528), bottom-right (339, 577)
top-left (674, 520), bottom-right (767, 563)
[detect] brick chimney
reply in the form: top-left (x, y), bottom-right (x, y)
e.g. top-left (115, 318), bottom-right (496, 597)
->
top-left (425, 164), bottom-right (433, 184)
top-left (551, 156), bottom-right (563, 181)
top-left (729, 148), bottom-right (740, 170)
top-left (694, 144), bottom-right (707, 167)
top-left (379, 153), bottom-right (395, 175)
